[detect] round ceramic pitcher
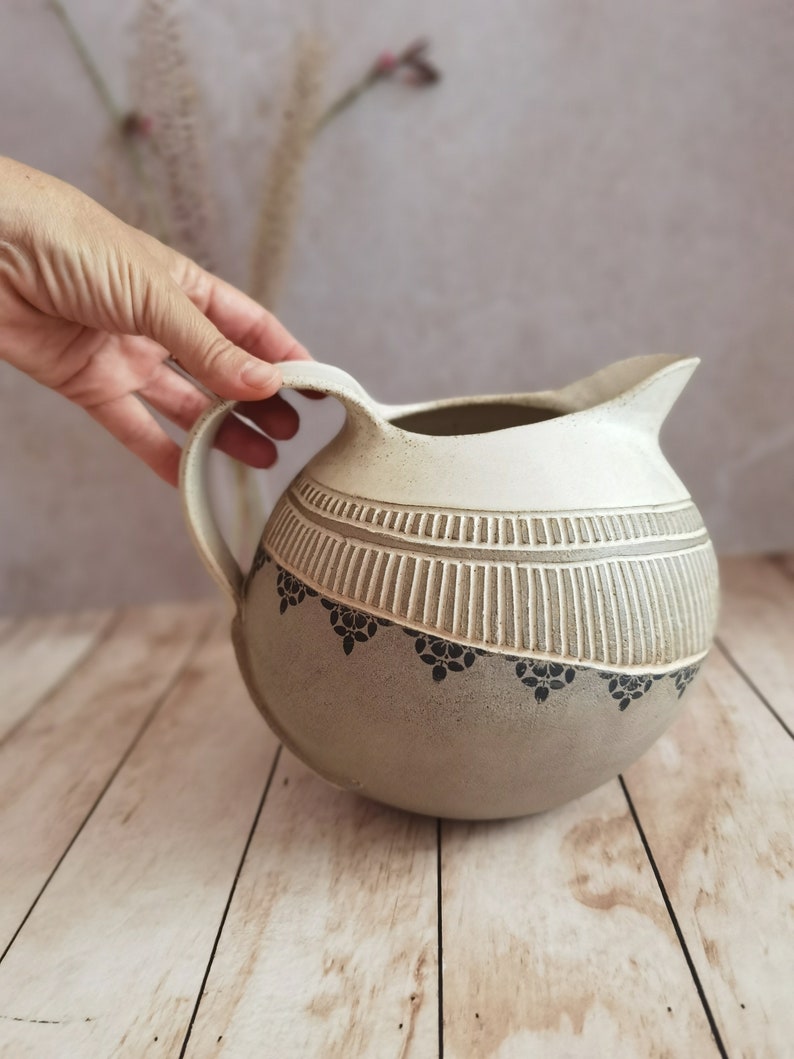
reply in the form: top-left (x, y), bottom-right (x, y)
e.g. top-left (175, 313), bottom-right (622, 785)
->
top-left (180, 355), bottom-right (719, 819)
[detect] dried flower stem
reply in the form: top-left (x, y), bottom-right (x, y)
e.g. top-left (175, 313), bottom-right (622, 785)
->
top-left (49, 0), bottom-right (169, 242)
top-left (315, 39), bottom-right (439, 132)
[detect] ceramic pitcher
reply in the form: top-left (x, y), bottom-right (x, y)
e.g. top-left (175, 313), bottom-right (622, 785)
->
top-left (180, 355), bottom-right (719, 819)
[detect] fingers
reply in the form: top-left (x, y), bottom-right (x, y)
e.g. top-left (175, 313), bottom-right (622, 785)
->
top-left (133, 276), bottom-right (286, 402)
top-left (84, 392), bottom-right (183, 486)
top-left (138, 364), bottom-right (292, 467)
top-left (129, 231), bottom-right (313, 400)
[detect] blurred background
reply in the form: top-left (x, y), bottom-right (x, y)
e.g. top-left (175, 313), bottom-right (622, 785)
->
top-left (1, 0), bottom-right (792, 616)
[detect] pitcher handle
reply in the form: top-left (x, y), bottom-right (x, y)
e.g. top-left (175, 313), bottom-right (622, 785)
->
top-left (179, 360), bottom-right (379, 603)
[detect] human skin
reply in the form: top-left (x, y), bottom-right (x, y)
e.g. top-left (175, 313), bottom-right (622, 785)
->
top-left (0, 156), bottom-right (311, 485)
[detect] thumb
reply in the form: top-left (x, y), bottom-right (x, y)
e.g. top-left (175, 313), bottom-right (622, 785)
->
top-left (138, 272), bottom-right (283, 400)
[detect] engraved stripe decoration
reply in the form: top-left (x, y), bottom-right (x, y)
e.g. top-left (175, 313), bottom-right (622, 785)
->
top-left (258, 474), bottom-right (719, 669)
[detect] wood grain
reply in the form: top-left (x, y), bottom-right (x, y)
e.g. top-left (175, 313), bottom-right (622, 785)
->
top-left (0, 603), bottom-right (215, 953)
top-left (183, 750), bottom-right (439, 1059)
top-left (718, 555), bottom-right (794, 728)
top-left (441, 780), bottom-right (718, 1059)
top-left (622, 647), bottom-right (794, 1058)
top-left (0, 609), bottom-right (114, 740)
top-left (0, 623), bottom-right (278, 1059)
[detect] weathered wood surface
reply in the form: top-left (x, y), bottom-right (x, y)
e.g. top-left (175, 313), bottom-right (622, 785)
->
top-left (0, 621), bottom-right (276, 1059)
top-left (0, 609), bottom-right (114, 741)
top-left (717, 555), bottom-right (794, 730)
top-left (441, 780), bottom-right (718, 1059)
top-left (623, 646), bottom-right (794, 1059)
top-left (183, 751), bottom-right (439, 1059)
top-left (0, 603), bottom-right (215, 952)
top-left (0, 555), bottom-right (791, 1058)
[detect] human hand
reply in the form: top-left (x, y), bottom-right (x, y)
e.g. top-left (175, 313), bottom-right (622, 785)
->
top-left (0, 156), bottom-right (310, 485)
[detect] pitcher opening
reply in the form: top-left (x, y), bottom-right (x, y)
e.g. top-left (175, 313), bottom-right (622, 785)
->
top-left (388, 401), bottom-right (563, 437)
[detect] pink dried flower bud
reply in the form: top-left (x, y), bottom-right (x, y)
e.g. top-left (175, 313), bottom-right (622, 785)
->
top-left (373, 50), bottom-right (398, 76)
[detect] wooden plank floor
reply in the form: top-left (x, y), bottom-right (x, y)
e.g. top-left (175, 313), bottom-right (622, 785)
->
top-left (0, 557), bottom-right (791, 1058)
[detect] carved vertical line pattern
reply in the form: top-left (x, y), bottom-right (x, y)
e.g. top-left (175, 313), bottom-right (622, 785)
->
top-left (329, 542), bottom-right (352, 597)
top-left (702, 548), bottom-right (717, 641)
top-left (571, 567), bottom-right (585, 660)
top-left (686, 552), bottom-right (705, 652)
top-left (406, 557), bottom-right (425, 622)
top-left (689, 550), bottom-right (707, 649)
top-left (363, 549), bottom-right (386, 608)
top-left (265, 503), bottom-right (289, 547)
top-left (522, 567), bottom-right (535, 648)
top-left (577, 567), bottom-right (594, 660)
top-left (451, 561), bottom-right (464, 636)
top-left (322, 539), bottom-right (345, 595)
top-left (481, 564), bottom-right (493, 644)
top-left (696, 550), bottom-right (710, 647)
top-left (352, 547), bottom-right (375, 601)
top-left (597, 563), bottom-right (619, 666)
top-left (292, 526), bottom-right (315, 574)
top-left (556, 568), bottom-right (568, 657)
top-left (705, 548), bottom-right (719, 637)
top-left (376, 551), bottom-right (397, 610)
top-left (312, 534), bottom-right (334, 585)
top-left (303, 528), bottom-right (330, 579)
top-left (638, 559), bottom-right (660, 664)
top-left (647, 554), bottom-right (664, 660)
top-left (422, 560), bottom-right (440, 626)
top-left (651, 556), bottom-right (677, 662)
top-left (623, 561), bottom-right (647, 664)
top-left (586, 566), bottom-right (602, 661)
top-left (390, 553), bottom-right (408, 615)
top-left (667, 555), bottom-right (691, 655)
top-left (434, 562), bottom-right (453, 630)
top-left (511, 564), bottom-right (521, 648)
top-left (657, 557), bottom-right (682, 660)
top-left (538, 567), bottom-right (551, 652)
top-left (495, 564), bottom-right (506, 643)
top-left (680, 552), bottom-right (699, 652)
top-left (614, 562), bottom-right (635, 663)
top-left (333, 544), bottom-right (357, 598)
top-left (472, 567), bottom-right (484, 639)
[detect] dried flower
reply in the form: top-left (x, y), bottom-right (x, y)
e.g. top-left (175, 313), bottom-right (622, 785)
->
top-left (249, 33), bottom-right (327, 309)
top-left (131, 0), bottom-right (217, 270)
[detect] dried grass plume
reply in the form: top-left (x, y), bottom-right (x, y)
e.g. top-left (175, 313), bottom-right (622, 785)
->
top-left (131, 0), bottom-right (217, 269)
top-left (249, 33), bottom-right (327, 308)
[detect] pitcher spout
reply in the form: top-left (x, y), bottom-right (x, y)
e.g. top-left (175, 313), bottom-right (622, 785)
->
top-left (555, 354), bottom-right (700, 436)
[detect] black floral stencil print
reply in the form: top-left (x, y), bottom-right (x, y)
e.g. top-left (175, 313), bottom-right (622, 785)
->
top-left (276, 567), bottom-right (318, 614)
top-left (405, 630), bottom-right (483, 682)
top-left (321, 599), bottom-right (390, 655)
top-left (247, 546), bottom-right (271, 582)
top-left (514, 660), bottom-right (577, 703)
top-left (671, 663), bottom-right (701, 698)
top-left (599, 671), bottom-right (663, 711)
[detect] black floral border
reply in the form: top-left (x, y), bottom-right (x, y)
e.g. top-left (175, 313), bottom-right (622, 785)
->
top-left (250, 551), bottom-right (703, 709)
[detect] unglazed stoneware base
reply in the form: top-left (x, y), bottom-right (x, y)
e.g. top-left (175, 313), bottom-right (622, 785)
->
top-left (180, 356), bottom-right (720, 820)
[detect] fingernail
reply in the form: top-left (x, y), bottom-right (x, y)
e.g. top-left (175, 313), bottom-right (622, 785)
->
top-left (241, 360), bottom-right (280, 389)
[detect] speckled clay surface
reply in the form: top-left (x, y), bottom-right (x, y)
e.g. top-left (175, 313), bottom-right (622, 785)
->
top-left (180, 356), bottom-right (719, 819)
